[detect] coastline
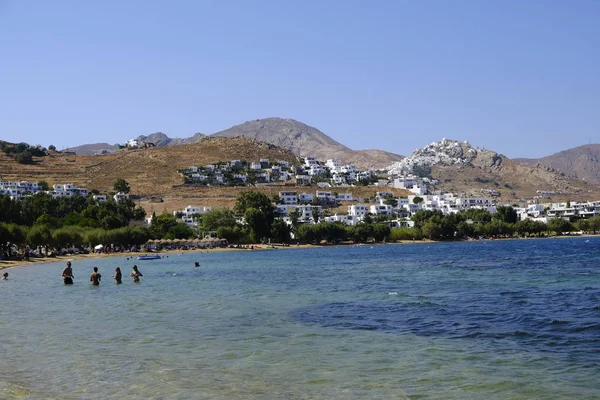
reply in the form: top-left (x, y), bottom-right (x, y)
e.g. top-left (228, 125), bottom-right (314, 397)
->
top-left (2, 234), bottom-right (596, 272)
top-left (0, 244), bottom-right (319, 271)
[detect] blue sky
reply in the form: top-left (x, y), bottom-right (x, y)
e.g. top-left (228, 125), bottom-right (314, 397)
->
top-left (1, 0), bottom-right (598, 158)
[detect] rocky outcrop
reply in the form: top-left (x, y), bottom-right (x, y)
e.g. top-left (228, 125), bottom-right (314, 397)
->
top-left (386, 138), bottom-right (504, 174)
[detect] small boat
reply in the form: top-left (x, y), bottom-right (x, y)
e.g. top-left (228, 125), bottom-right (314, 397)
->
top-left (137, 255), bottom-right (161, 260)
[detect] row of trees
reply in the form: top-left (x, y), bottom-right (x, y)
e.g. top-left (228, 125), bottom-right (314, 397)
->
top-left (3, 188), bottom-right (600, 253)
top-left (1, 142), bottom-right (48, 164)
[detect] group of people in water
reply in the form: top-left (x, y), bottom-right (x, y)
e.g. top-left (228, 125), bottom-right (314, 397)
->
top-left (61, 261), bottom-right (143, 285)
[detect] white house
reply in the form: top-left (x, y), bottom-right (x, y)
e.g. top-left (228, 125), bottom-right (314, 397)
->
top-left (279, 191), bottom-right (298, 205)
top-left (348, 204), bottom-right (370, 217)
top-left (299, 193), bottom-right (314, 203)
top-left (250, 162), bottom-right (262, 170)
top-left (296, 175), bottom-right (312, 185)
top-left (304, 157), bottom-right (318, 168)
top-left (324, 214), bottom-right (357, 225)
top-left (316, 191), bottom-right (335, 203)
top-left (125, 139), bottom-right (139, 148)
top-left (337, 193), bottom-right (353, 201)
top-left (113, 192), bottom-right (130, 202)
top-left (370, 204), bottom-right (393, 215)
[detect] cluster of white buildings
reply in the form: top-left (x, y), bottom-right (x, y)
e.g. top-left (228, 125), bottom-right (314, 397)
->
top-left (0, 180), bottom-right (89, 201)
top-left (180, 159), bottom-right (292, 185)
top-left (516, 200), bottom-right (600, 222)
top-left (169, 205), bottom-right (213, 227)
top-left (0, 179), bottom-right (129, 203)
top-left (322, 191), bottom-right (498, 227)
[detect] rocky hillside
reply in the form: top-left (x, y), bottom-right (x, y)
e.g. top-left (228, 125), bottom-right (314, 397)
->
top-left (386, 139), bottom-right (599, 200)
top-left (212, 118), bottom-right (403, 169)
top-left (514, 144), bottom-right (600, 186)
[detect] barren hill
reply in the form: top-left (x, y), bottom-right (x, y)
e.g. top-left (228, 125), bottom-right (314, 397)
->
top-left (514, 144), bottom-right (600, 186)
top-left (0, 137), bottom-right (299, 195)
top-left (211, 118), bottom-right (404, 169)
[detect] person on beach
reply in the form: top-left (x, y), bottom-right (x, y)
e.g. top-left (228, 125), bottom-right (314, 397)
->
top-left (130, 265), bottom-right (143, 282)
top-left (62, 261), bottom-right (74, 285)
top-left (90, 267), bottom-right (101, 286)
top-left (113, 267), bottom-right (122, 284)
top-left (2, 272), bottom-right (8, 280)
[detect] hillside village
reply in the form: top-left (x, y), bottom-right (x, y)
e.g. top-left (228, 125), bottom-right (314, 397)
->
top-left (2, 134), bottom-right (600, 246)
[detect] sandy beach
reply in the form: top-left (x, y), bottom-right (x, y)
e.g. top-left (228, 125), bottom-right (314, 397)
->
top-left (0, 243), bottom-right (322, 271)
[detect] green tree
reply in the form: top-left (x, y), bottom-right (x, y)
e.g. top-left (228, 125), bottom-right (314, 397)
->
top-left (150, 212), bottom-right (178, 239)
top-left (421, 221), bottom-right (442, 240)
top-left (15, 151), bottom-right (33, 164)
top-left (37, 181), bottom-right (50, 191)
top-left (289, 209), bottom-right (301, 233)
top-left (35, 214), bottom-right (61, 229)
top-left (412, 196), bottom-right (423, 204)
top-left (547, 217), bottom-right (573, 235)
top-left (164, 223), bottom-right (195, 240)
top-left (311, 207), bottom-right (320, 224)
top-left (200, 209), bottom-right (237, 231)
top-left (27, 225), bottom-right (52, 247)
top-left (383, 195), bottom-right (398, 208)
top-left (235, 191), bottom-right (275, 241)
top-left (270, 219), bottom-right (291, 243)
top-left (113, 178), bottom-right (131, 194)
top-left (574, 219), bottom-right (590, 233)
top-left (493, 206), bottom-right (518, 224)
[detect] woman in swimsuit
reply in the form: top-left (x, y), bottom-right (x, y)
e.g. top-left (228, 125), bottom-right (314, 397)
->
top-left (130, 265), bottom-right (143, 283)
top-left (113, 267), bottom-right (122, 284)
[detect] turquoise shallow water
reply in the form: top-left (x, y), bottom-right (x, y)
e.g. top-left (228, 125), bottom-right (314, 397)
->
top-left (1, 237), bottom-right (599, 399)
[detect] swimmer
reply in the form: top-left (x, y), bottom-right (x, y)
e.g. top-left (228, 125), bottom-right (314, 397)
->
top-left (2, 272), bottom-right (8, 280)
top-left (90, 266), bottom-right (101, 286)
top-left (113, 267), bottom-right (122, 284)
top-left (130, 265), bottom-right (143, 283)
top-left (62, 261), bottom-right (74, 285)
top-left (194, 261), bottom-right (200, 267)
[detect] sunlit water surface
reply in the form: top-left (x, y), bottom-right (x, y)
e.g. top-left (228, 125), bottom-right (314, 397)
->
top-left (1, 237), bottom-right (599, 399)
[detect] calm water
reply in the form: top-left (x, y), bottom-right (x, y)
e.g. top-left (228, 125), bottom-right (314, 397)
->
top-left (1, 238), bottom-right (599, 399)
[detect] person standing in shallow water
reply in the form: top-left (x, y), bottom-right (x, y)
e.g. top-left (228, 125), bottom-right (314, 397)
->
top-left (62, 261), bottom-right (74, 285)
top-left (90, 267), bottom-right (101, 286)
top-left (130, 265), bottom-right (142, 282)
top-left (113, 267), bottom-right (122, 284)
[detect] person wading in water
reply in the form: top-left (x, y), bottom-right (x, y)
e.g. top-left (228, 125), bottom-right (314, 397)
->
top-left (62, 261), bottom-right (74, 285)
top-left (90, 267), bottom-right (102, 286)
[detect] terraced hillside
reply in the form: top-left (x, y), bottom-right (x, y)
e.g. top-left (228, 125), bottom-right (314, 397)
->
top-left (1, 137), bottom-right (299, 195)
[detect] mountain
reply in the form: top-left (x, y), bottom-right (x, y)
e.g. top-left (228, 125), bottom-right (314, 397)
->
top-left (514, 144), bottom-right (600, 186)
top-left (65, 118), bottom-right (402, 168)
top-left (64, 133), bottom-right (206, 155)
top-left (135, 132), bottom-right (206, 147)
top-left (211, 118), bottom-right (403, 169)
top-left (386, 139), bottom-right (598, 199)
top-left (64, 142), bottom-right (118, 155)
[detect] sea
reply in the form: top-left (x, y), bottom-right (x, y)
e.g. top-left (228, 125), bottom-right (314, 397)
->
top-left (1, 237), bottom-right (599, 400)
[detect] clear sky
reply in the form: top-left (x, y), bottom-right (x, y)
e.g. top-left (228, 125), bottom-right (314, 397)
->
top-left (1, 0), bottom-right (598, 158)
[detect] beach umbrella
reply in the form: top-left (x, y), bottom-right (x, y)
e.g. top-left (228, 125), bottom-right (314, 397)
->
top-left (94, 244), bottom-right (104, 250)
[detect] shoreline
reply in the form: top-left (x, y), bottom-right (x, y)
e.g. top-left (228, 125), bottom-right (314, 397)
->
top-left (1, 234), bottom-right (597, 271)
